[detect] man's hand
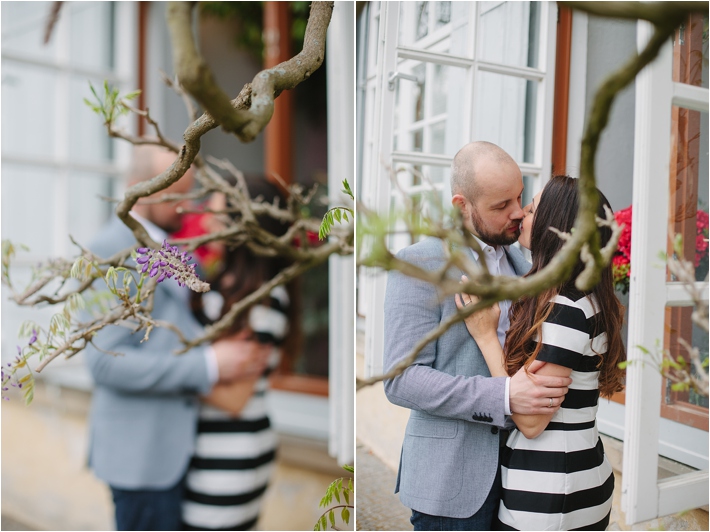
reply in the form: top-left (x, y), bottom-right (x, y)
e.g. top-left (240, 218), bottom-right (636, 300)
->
top-left (212, 330), bottom-right (271, 383)
top-left (509, 360), bottom-right (571, 415)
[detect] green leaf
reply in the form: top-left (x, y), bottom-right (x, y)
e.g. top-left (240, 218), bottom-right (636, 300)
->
top-left (320, 515), bottom-right (327, 530)
top-left (334, 487), bottom-right (340, 504)
top-left (342, 464), bottom-right (354, 473)
top-left (341, 507), bottom-right (350, 524)
top-left (670, 382), bottom-right (688, 392)
top-left (328, 510), bottom-right (335, 528)
top-left (70, 257), bottom-right (85, 279)
top-left (334, 209), bottom-right (342, 223)
top-left (617, 361), bottom-right (628, 369)
top-left (343, 488), bottom-right (349, 505)
top-left (636, 345), bottom-right (651, 355)
top-left (123, 89), bottom-right (142, 100)
top-left (24, 385), bottom-right (34, 406)
top-left (341, 179), bottom-right (353, 199)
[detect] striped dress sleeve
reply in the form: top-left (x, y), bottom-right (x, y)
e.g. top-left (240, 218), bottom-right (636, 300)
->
top-left (534, 299), bottom-right (590, 370)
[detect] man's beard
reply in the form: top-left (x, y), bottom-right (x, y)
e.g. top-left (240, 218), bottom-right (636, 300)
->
top-left (470, 207), bottom-right (520, 246)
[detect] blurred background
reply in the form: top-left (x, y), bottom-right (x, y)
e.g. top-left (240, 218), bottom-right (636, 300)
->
top-left (1, 2), bottom-right (353, 530)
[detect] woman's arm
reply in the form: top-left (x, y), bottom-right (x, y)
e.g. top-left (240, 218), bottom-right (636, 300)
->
top-left (455, 292), bottom-right (507, 377)
top-left (202, 376), bottom-right (260, 416)
top-left (511, 361), bottom-right (572, 439)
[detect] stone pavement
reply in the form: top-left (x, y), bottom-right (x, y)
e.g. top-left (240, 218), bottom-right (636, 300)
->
top-left (356, 440), bottom-right (412, 531)
top-left (1, 515), bottom-right (36, 531)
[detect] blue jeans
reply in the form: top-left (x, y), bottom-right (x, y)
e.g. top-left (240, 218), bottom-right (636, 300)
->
top-left (111, 475), bottom-right (186, 531)
top-left (410, 466), bottom-right (502, 531)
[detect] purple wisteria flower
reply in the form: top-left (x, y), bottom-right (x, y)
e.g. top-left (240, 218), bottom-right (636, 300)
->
top-left (136, 240), bottom-right (210, 293)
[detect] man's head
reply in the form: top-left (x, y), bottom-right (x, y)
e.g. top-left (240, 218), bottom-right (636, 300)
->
top-left (450, 141), bottom-right (524, 246)
top-left (129, 146), bottom-right (194, 233)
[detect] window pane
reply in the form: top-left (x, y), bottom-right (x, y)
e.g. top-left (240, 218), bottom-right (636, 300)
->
top-left (68, 2), bottom-right (115, 71)
top-left (475, 71), bottom-right (538, 163)
top-left (671, 12), bottom-right (708, 89)
top-left (667, 107), bottom-right (709, 282)
top-left (1, 62), bottom-right (56, 158)
top-left (67, 172), bottom-right (116, 249)
top-left (69, 75), bottom-right (114, 164)
top-left (1, 164), bottom-right (58, 256)
top-left (663, 305), bottom-right (709, 413)
top-left (399, 2), bottom-right (472, 51)
top-left (479, 1), bottom-right (541, 69)
top-left (392, 60), bottom-right (467, 157)
top-left (434, 2), bottom-right (452, 30)
top-left (388, 164), bottom-right (449, 251)
top-left (1, 2), bottom-right (57, 60)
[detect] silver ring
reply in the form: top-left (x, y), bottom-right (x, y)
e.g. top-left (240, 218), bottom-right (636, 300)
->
top-left (549, 397), bottom-right (553, 408)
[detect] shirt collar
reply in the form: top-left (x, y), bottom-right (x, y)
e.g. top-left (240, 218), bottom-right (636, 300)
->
top-left (469, 234), bottom-right (507, 261)
top-left (129, 212), bottom-right (169, 244)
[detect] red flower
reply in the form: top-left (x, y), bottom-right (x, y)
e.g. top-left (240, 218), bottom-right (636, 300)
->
top-left (171, 212), bottom-right (222, 270)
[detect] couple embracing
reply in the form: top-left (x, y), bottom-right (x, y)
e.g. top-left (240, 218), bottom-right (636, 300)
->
top-left (383, 141), bottom-right (625, 531)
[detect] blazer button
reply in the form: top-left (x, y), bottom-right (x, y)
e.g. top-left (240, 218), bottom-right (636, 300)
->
top-left (491, 427), bottom-right (499, 434)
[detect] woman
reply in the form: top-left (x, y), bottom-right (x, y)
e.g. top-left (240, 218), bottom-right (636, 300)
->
top-left (457, 175), bottom-right (625, 531)
top-left (181, 176), bottom-right (294, 531)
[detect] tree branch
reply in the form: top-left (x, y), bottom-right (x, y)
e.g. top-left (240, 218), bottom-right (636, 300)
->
top-left (167, 1), bottom-right (334, 142)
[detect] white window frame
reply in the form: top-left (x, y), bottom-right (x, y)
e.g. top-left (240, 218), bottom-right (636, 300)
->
top-left (360, 1), bottom-right (557, 378)
top-left (326, 1), bottom-right (355, 465)
top-left (1, 3), bottom-right (137, 388)
top-left (621, 20), bottom-right (709, 524)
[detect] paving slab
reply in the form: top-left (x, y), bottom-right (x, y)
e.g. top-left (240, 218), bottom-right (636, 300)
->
top-left (356, 441), bottom-right (412, 531)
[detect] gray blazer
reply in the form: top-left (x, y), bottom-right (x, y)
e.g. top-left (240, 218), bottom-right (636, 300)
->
top-left (383, 236), bottom-right (530, 518)
top-left (85, 217), bottom-right (212, 490)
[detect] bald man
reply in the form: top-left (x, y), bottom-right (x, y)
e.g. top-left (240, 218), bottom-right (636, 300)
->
top-left (84, 146), bottom-right (270, 531)
top-left (383, 141), bottom-right (572, 530)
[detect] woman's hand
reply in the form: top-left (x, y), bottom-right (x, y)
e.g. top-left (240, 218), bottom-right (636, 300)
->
top-left (456, 276), bottom-right (500, 342)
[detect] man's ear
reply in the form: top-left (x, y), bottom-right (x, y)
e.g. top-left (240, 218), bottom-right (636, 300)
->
top-left (451, 194), bottom-right (468, 214)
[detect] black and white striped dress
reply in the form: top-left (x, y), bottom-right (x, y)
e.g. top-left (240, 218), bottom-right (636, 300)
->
top-left (497, 289), bottom-right (614, 531)
top-left (182, 351), bottom-right (279, 531)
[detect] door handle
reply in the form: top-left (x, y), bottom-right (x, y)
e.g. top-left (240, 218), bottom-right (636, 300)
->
top-left (388, 71), bottom-right (423, 91)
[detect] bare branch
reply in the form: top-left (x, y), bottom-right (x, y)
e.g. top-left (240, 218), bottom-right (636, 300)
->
top-left (166, 2), bottom-right (334, 142)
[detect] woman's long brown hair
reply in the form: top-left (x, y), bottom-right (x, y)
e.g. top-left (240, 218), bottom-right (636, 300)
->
top-left (191, 174), bottom-right (299, 352)
top-left (504, 176), bottom-right (626, 397)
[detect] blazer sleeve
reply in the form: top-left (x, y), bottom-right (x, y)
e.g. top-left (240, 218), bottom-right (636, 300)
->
top-left (84, 318), bottom-right (212, 396)
top-left (382, 245), bottom-right (507, 427)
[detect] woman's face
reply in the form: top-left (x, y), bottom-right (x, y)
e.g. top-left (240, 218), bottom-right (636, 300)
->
top-left (201, 192), bottom-right (228, 254)
top-left (518, 190), bottom-right (542, 250)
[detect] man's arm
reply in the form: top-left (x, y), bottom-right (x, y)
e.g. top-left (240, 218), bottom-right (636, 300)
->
top-left (382, 246), bottom-right (509, 426)
top-left (85, 322), bottom-right (212, 395)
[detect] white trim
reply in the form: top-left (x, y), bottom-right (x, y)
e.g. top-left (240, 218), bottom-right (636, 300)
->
top-left (622, 21), bottom-right (709, 524)
top-left (672, 82), bottom-right (709, 113)
top-left (1, 155), bottom-right (123, 175)
top-left (363, 1), bottom-right (401, 378)
top-left (538, 2), bottom-right (557, 181)
top-left (1, 52), bottom-right (122, 81)
top-left (658, 471), bottom-right (710, 515)
top-left (391, 150), bottom-right (452, 166)
top-left (266, 391), bottom-right (329, 440)
top-left (622, 21), bottom-right (671, 524)
top-left (666, 282), bottom-right (709, 306)
top-left (599, 400), bottom-right (709, 470)
top-left (326, 0), bottom-right (355, 465)
top-left (566, 11), bottom-right (588, 177)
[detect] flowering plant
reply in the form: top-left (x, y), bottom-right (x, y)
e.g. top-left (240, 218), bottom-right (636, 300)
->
top-left (612, 205), bottom-right (709, 294)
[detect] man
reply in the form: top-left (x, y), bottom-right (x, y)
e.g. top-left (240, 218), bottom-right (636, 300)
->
top-left (85, 146), bottom-right (270, 531)
top-left (383, 141), bottom-right (572, 530)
